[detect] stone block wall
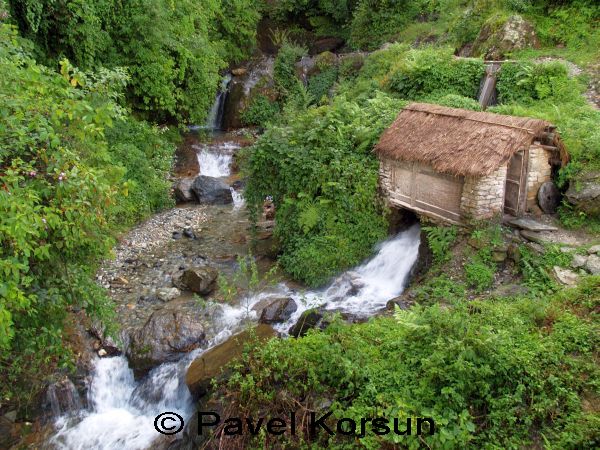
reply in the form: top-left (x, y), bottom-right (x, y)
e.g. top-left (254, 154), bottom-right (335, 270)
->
top-left (525, 145), bottom-right (553, 211)
top-left (460, 165), bottom-right (507, 220)
top-left (379, 160), bottom-right (393, 195)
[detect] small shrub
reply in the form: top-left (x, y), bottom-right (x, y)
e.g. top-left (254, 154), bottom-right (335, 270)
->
top-left (241, 94), bottom-right (281, 127)
top-left (307, 67), bottom-right (339, 104)
top-left (274, 43), bottom-right (307, 100)
top-left (413, 274), bottom-right (467, 304)
top-left (465, 258), bottom-right (495, 292)
top-left (422, 225), bottom-right (458, 264)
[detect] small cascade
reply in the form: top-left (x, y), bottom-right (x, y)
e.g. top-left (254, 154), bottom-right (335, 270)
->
top-left (205, 74), bottom-right (232, 130)
top-left (230, 187), bottom-right (245, 209)
top-left (274, 224), bottom-right (421, 332)
top-left (478, 62), bottom-right (501, 109)
top-left (196, 141), bottom-right (238, 177)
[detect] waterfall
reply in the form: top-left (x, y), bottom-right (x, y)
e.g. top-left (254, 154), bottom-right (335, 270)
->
top-left (205, 74), bottom-right (232, 130)
top-left (49, 225), bottom-right (420, 449)
top-left (478, 62), bottom-right (501, 109)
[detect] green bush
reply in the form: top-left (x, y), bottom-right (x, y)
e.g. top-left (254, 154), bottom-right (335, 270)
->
top-left (245, 93), bottom-right (404, 286)
top-left (465, 258), bottom-right (495, 292)
top-left (273, 42), bottom-right (307, 101)
top-left (217, 280), bottom-right (600, 449)
top-left (385, 47), bottom-right (485, 100)
top-left (307, 66), bottom-right (339, 103)
top-left (412, 274), bottom-right (467, 305)
top-left (423, 93), bottom-right (483, 110)
top-left (241, 94), bottom-right (281, 128)
top-left (496, 61), bottom-right (573, 103)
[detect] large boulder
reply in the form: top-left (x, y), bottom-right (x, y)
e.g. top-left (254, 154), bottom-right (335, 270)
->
top-left (191, 176), bottom-right (233, 205)
top-left (472, 15), bottom-right (540, 60)
top-left (565, 172), bottom-right (600, 218)
top-left (173, 178), bottom-right (195, 203)
top-left (309, 37), bottom-right (345, 55)
top-left (128, 304), bottom-right (207, 375)
top-left (185, 324), bottom-right (277, 398)
top-left (288, 308), bottom-right (324, 337)
top-left (177, 266), bottom-right (218, 296)
top-left (259, 297), bottom-right (297, 324)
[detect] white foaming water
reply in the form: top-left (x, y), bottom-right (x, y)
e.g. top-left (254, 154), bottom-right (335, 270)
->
top-left (196, 141), bottom-right (240, 178)
top-left (205, 74), bottom-right (232, 130)
top-left (275, 224), bottom-right (421, 332)
top-left (50, 356), bottom-right (193, 450)
top-left (230, 188), bottom-right (245, 208)
top-left (50, 225), bottom-right (420, 449)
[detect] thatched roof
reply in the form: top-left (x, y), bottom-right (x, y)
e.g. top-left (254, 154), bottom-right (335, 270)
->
top-left (375, 103), bottom-right (552, 177)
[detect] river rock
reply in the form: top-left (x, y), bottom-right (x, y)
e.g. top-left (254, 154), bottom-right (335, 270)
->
top-left (585, 255), bottom-right (600, 275)
top-left (259, 297), bottom-right (297, 324)
top-left (191, 176), bottom-right (233, 205)
top-left (538, 181), bottom-right (561, 214)
top-left (588, 245), bottom-right (600, 255)
top-left (173, 178), bottom-right (195, 203)
top-left (520, 230), bottom-right (550, 245)
top-left (178, 266), bottom-right (218, 295)
top-left (45, 377), bottom-right (83, 418)
top-left (156, 287), bottom-right (181, 302)
top-left (128, 305), bottom-right (207, 375)
top-left (565, 172), bottom-right (600, 217)
top-left (309, 37), bottom-right (345, 55)
top-left (185, 324), bottom-right (277, 398)
top-left (231, 67), bottom-right (247, 77)
top-left (289, 308), bottom-right (324, 337)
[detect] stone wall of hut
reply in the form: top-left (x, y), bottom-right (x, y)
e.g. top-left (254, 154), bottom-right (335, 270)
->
top-left (460, 165), bottom-right (508, 220)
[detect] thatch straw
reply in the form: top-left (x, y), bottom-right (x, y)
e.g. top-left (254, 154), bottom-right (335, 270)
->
top-left (375, 103), bottom-right (552, 177)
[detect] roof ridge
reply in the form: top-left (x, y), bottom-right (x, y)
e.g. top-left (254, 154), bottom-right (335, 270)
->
top-left (403, 105), bottom-right (537, 134)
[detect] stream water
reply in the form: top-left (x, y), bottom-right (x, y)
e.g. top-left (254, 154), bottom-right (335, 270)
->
top-left (49, 115), bottom-right (421, 449)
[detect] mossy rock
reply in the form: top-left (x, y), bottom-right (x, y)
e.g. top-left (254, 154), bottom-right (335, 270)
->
top-left (472, 15), bottom-right (540, 60)
top-left (185, 324), bottom-right (277, 398)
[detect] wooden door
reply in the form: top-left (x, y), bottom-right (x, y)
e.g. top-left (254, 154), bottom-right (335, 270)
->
top-left (504, 149), bottom-right (529, 216)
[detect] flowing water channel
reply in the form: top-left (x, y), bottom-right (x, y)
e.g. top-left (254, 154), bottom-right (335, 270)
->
top-left (49, 103), bottom-right (421, 449)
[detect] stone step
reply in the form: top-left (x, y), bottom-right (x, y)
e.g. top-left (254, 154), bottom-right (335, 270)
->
top-left (509, 218), bottom-right (558, 232)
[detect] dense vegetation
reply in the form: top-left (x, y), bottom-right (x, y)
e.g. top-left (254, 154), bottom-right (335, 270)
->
top-left (0, 17), bottom-right (177, 408)
top-left (8, 0), bottom-right (261, 123)
top-left (263, 0), bottom-right (599, 58)
top-left (218, 276), bottom-right (599, 449)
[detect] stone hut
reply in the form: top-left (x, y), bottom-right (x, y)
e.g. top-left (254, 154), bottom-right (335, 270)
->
top-left (375, 103), bottom-right (569, 224)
